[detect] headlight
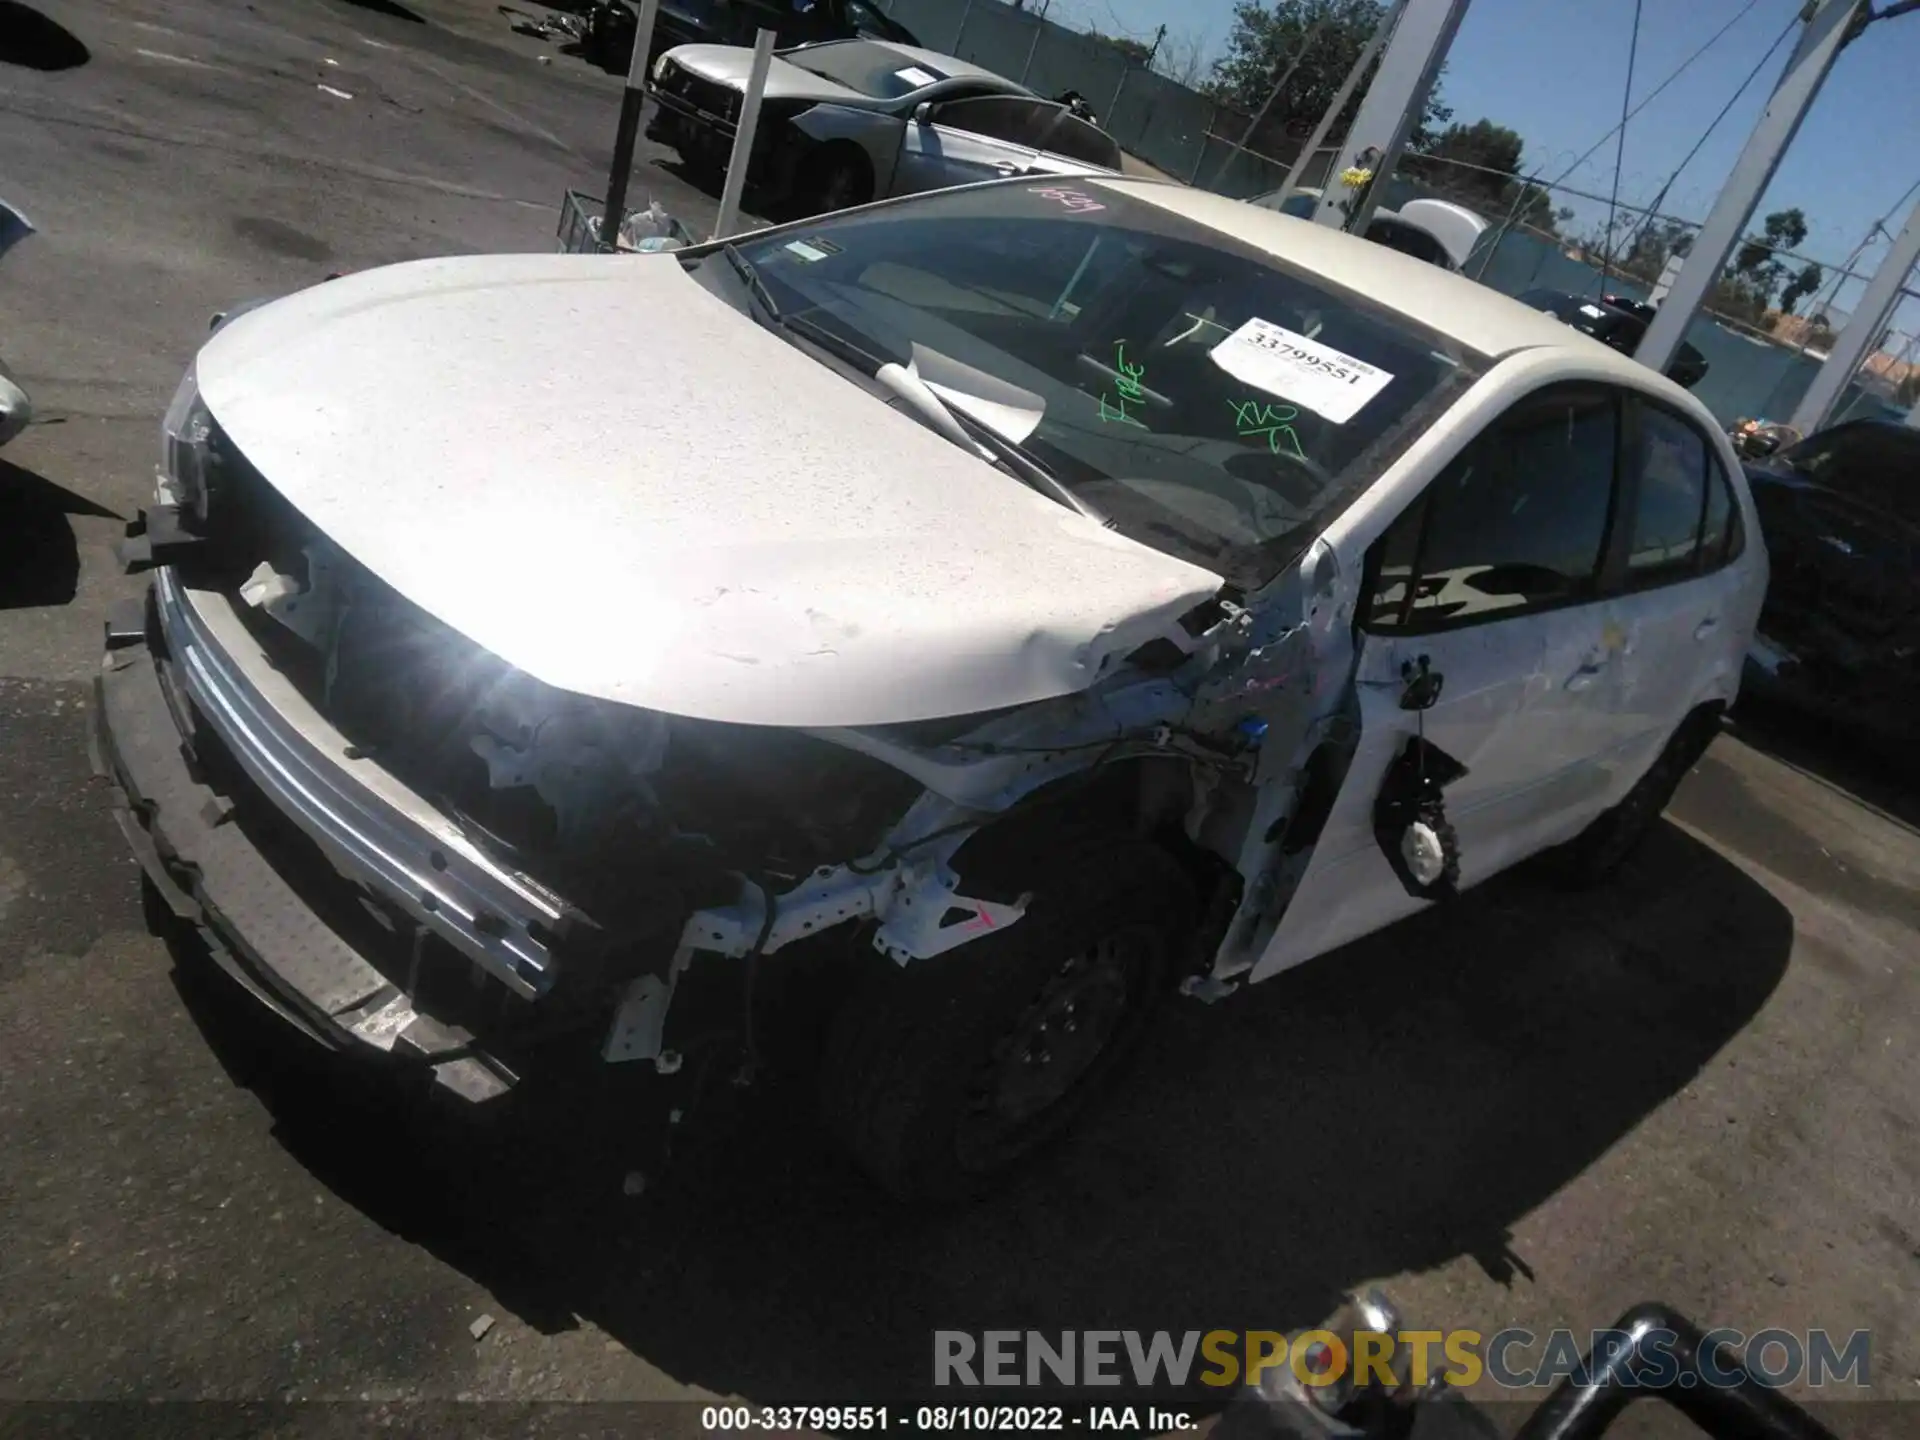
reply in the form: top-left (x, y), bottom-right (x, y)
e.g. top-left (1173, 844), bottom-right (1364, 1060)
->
top-left (158, 364), bottom-right (213, 519)
top-left (652, 52), bottom-right (672, 82)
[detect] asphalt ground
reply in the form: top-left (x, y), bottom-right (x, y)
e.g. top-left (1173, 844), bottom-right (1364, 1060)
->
top-left (2, 1), bottom-right (1918, 1433)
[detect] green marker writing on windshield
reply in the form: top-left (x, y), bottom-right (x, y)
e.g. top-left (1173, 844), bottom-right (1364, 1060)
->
top-left (1231, 398), bottom-right (1305, 460)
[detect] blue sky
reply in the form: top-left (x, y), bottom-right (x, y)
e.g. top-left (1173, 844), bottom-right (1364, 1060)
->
top-left (1045, 0), bottom-right (1920, 345)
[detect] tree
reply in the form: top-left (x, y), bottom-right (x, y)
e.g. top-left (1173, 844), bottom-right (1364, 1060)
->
top-left (1777, 260), bottom-right (1824, 315)
top-left (1405, 119), bottom-right (1523, 206)
top-left (1733, 207), bottom-right (1810, 307)
top-left (1091, 30), bottom-right (1156, 66)
top-left (1153, 30), bottom-right (1212, 87)
top-left (1207, 0), bottom-right (1452, 155)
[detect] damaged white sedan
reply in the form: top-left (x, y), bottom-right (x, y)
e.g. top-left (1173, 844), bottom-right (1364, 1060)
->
top-left (95, 177), bottom-right (1765, 1200)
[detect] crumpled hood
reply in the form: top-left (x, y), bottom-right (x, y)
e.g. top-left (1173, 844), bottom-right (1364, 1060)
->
top-left (194, 253), bottom-right (1222, 728)
top-left (667, 44), bottom-right (879, 106)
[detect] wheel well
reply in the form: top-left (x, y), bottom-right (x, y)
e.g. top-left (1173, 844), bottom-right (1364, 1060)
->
top-left (807, 140), bottom-right (873, 193)
top-left (946, 757), bottom-right (1232, 912)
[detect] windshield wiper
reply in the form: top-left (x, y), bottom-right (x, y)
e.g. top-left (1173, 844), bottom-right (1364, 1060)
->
top-left (943, 404), bottom-right (1105, 526)
top-left (717, 247), bottom-right (1102, 524)
top-left (720, 243), bottom-right (781, 322)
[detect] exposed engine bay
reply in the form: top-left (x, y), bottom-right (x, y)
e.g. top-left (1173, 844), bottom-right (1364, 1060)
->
top-left (139, 421), bottom-right (1372, 1092)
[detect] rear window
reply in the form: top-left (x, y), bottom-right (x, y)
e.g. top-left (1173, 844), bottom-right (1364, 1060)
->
top-left (784, 40), bottom-right (949, 98)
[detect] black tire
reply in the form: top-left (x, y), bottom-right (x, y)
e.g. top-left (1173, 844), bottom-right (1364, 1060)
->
top-left (817, 832), bottom-right (1195, 1202)
top-left (1544, 706), bottom-right (1722, 887)
top-left (794, 144), bottom-right (872, 218)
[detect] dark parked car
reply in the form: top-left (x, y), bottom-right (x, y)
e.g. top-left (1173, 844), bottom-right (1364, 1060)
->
top-left (1517, 287), bottom-right (1710, 390)
top-left (1739, 418), bottom-right (1920, 749)
top-left (583, 0), bottom-right (917, 75)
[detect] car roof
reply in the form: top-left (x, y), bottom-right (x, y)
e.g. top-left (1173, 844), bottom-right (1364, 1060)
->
top-left (848, 39), bottom-right (1025, 90)
top-left (1093, 180), bottom-right (1627, 360)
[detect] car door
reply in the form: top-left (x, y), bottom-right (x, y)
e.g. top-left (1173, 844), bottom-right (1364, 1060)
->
top-left (1587, 396), bottom-right (1752, 797)
top-left (1251, 383), bottom-right (1636, 979)
top-left (893, 96), bottom-right (1054, 195)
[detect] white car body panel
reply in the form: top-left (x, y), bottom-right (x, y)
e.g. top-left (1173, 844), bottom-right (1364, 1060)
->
top-left (666, 41), bottom-right (1116, 201)
top-left (194, 251), bottom-right (1224, 730)
top-left (666, 44), bottom-right (879, 105)
top-left (1248, 345), bottom-right (1765, 979)
top-left (189, 176), bottom-right (1765, 997)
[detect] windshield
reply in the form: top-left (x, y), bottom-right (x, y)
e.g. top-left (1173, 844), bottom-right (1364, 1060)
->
top-left (784, 40), bottom-right (950, 98)
top-left (722, 182), bottom-right (1482, 586)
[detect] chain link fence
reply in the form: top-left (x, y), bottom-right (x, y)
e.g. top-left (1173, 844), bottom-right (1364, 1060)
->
top-left (867, 0), bottom-right (1916, 431)
top-left (1370, 150), bottom-right (1920, 429)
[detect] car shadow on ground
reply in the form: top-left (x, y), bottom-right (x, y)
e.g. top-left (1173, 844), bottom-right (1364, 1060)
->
top-left (165, 815), bottom-right (1793, 1405)
top-left (0, 459), bottom-right (121, 609)
top-left (0, 2), bottom-right (90, 70)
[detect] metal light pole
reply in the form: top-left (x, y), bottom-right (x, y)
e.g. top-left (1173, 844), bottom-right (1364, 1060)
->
top-left (711, 28), bottom-right (777, 241)
top-left (1309, 0), bottom-right (1470, 235)
top-left (1788, 194), bottom-right (1920, 433)
top-left (600, 0), bottom-right (661, 250)
top-left (1634, 0), bottom-right (1867, 374)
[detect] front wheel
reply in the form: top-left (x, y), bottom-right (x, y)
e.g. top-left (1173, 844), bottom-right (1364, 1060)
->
top-left (816, 833), bottom-right (1194, 1202)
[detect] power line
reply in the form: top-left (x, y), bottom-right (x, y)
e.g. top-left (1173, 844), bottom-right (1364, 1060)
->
top-left (1597, 0), bottom-right (1646, 286)
top-left (1620, 7), bottom-right (1800, 264)
top-left (1542, 0), bottom-right (1774, 195)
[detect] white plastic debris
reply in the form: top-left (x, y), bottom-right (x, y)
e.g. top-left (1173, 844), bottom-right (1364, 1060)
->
top-left (617, 199), bottom-right (691, 254)
top-left (317, 84), bottom-right (353, 100)
top-left (469, 1313), bottom-right (497, 1341)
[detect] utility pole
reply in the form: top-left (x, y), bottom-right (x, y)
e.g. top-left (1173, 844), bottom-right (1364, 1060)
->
top-left (1309, 0), bottom-right (1471, 235)
top-left (1788, 193), bottom-right (1920, 432)
top-left (1634, 0), bottom-right (1867, 374)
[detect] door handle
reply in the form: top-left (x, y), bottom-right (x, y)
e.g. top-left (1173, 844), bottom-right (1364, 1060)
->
top-left (1694, 617), bottom-right (1720, 641)
top-left (992, 159), bottom-right (1024, 175)
top-left (1564, 654), bottom-right (1610, 691)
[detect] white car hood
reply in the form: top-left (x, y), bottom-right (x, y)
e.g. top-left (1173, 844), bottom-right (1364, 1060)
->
top-left (668, 45), bottom-right (884, 107)
top-left (194, 253), bottom-right (1223, 728)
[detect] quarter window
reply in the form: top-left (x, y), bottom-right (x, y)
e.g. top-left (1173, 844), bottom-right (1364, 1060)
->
top-left (1627, 407), bottom-right (1709, 581)
top-left (1625, 402), bottom-right (1747, 584)
top-left (1034, 110), bottom-right (1122, 168)
top-left (1366, 386), bottom-right (1620, 632)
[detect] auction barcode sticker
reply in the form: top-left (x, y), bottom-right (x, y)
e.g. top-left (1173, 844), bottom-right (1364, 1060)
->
top-left (1207, 318), bottom-right (1394, 424)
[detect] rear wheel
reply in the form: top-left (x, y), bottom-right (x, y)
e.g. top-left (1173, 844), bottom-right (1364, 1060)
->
top-left (1546, 706), bottom-right (1722, 886)
top-left (817, 832), bottom-right (1194, 1202)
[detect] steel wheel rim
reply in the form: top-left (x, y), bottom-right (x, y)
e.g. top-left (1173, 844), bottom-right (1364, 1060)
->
top-left (954, 926), bottom-right (1155, 1173)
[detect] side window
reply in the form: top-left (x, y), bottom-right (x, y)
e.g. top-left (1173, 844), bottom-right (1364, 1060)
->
top-left (1624, 403), bottom-right (1750, 583)
top-left (927, 97), bottom-right (1047, 147)
top-left (1365, 386), bottom-right (1620, 633)
top-left (1626, 406), bottom-right (1709, 583)
top-left (1036, 111), bottom-right (1122, 168)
